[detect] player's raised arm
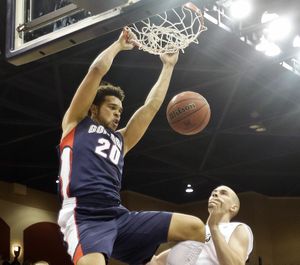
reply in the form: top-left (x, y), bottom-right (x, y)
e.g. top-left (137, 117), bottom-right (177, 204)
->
top-left (118, 51), bottom-right (179, 155)
top-left (61, 28), bottom-right (134, 139)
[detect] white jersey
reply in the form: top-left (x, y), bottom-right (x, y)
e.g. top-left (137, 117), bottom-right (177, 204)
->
top-left (166, 222), bottom-right (253, 265)
top-left (197, 222), bottom-right (253, 265)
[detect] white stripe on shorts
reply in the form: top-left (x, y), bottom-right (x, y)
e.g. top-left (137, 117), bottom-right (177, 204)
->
top-left (57, 197), bottom-right (79, 259)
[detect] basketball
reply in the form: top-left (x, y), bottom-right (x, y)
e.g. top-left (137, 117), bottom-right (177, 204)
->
top-left (166, 91), bottom-right (210, 135)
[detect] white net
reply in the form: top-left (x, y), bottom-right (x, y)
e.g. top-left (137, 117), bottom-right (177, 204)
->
top-left (129, 2), bottom-right (207, 55)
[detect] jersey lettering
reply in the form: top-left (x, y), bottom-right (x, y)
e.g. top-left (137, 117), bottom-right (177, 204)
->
top-left (95, 137), bottom-right (121, 165)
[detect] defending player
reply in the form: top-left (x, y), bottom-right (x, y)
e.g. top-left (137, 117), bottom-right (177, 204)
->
top-left (147, 186), bottom-right (253, 265)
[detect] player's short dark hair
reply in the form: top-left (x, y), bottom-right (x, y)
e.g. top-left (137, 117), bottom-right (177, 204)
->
top-left (92, 81), bottom-right (125, 106)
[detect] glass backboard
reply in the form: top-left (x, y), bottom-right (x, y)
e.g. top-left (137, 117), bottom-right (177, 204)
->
top-left (5, 0), bottom-right (191, 65)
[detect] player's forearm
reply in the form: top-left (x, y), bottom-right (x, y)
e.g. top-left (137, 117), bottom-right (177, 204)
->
top-left (210, 226), bottom-right (244, 265)
top-left (61, 41), bottom-right (123, 134)
top-left (144, 64), bottom-right (175, 111)
top-left (89, 41), bottom-right (122, 76)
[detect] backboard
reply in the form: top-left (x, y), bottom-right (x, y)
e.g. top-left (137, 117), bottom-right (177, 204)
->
top-left (5, 0), bottom-right (192, 65)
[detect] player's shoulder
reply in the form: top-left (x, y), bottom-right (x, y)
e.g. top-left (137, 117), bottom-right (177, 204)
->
top-left (61, 116), bottom-right (91, 142)
top-left (230, 222), bottom-right (254, 256)
top-left (230, 222), bottom-right (253, 245)
top-left (230, 222), bottom-right (252, 234)
top-left (230, 221), bottom-right (251, 228)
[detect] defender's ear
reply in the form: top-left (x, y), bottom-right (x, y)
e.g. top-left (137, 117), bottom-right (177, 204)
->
top-left (230, 204), bottom-right (238, 215)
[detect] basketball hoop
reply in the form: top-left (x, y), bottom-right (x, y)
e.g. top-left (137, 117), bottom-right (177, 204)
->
top-left (128, 2), bottom-right (207, 55)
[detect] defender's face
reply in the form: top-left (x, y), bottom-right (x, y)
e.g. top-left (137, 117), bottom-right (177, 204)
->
top-left (96, 96), bottom-right (123, 131)
top-left (208, 186), bottom-right (236, 213)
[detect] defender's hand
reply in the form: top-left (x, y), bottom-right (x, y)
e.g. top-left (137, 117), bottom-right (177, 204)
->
top-left (207, 197), bottom-right (226, 227)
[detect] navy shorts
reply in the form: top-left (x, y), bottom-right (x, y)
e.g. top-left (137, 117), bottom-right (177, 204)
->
top-left (58, 198), bottom-right (172, 265)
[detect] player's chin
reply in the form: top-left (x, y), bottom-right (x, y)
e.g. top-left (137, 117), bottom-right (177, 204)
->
top-left (208, 202), bottom-right (216, 208)
top-left (109, 123), bottom-right (118, 131)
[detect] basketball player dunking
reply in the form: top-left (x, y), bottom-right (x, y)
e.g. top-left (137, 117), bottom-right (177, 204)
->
top-left (57, 28), bottom-right (205, 265)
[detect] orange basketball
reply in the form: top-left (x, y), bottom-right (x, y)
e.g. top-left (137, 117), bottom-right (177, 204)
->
top-left (166, 91), bottom-right (210, 135)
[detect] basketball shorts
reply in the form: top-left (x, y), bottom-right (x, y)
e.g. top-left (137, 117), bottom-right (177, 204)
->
top-left (58, 197), bottom-right (172, 265)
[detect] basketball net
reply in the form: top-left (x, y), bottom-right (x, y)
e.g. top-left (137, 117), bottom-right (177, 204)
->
top-left (128, 2), bottom-right (207, 55)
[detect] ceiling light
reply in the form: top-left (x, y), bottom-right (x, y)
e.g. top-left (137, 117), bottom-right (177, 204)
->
top-left (255, 37), bottom-right (281, 56)
top-left (293, 35), bottom-right (300, 47)
top-left (249, 123), bottom-right (267, 132)
top-left (185, 184), bottom-right (194, 193)
top-left (265, 17), bottom-right (292, 41)
top-left (255, 127), bottom-right (266, 132)
top-left (261, 11), bottom-right (279, 24)
top-left (56, 180), bottom-right (59, 183)
top-left (230, 0), bottom-right (252, 19)
top-left (264, 43), bottom-right (281, 56)
top-left (249, 124), bottom-right (260, 129)
top-left (255, 37), bottom-right (269, 52)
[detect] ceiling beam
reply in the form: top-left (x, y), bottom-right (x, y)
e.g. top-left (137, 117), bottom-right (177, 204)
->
top-left (197, 73), bottom-right (244, 171)
top-left (0, 97), bottom-right (57, 122)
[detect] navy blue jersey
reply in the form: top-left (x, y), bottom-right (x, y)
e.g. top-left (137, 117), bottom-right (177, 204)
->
top-left (58, 117), bottom-right (124, 204)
